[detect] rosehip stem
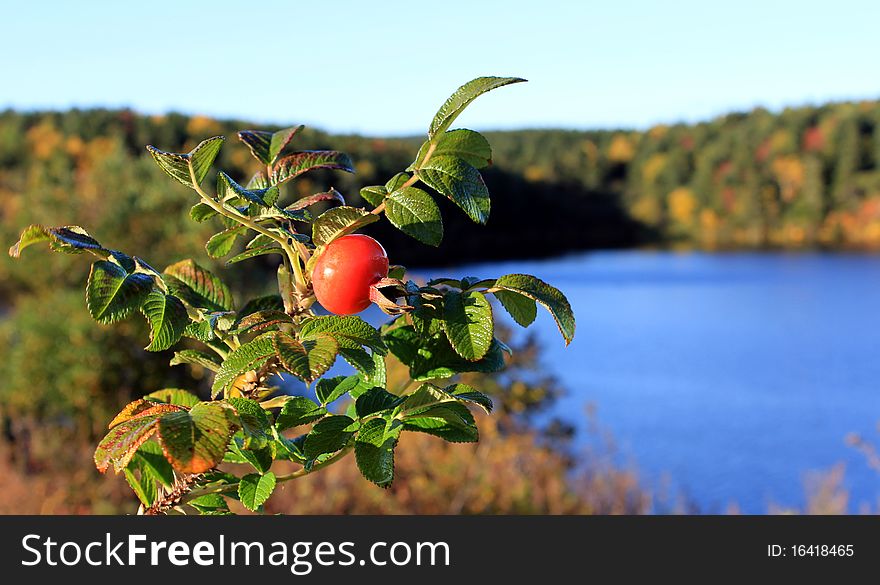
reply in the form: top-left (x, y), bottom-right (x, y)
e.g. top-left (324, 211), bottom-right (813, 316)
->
top-left (190, 175), bottom-right (300, 275)
top-left (370, 142), bottom-right (438, 216)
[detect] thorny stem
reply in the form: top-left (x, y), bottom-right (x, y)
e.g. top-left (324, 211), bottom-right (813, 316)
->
top-left (143, 473), bottom-right (203, 515)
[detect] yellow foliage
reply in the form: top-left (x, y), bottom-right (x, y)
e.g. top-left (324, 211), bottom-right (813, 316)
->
top-left (86, 137), bottom-right (116, 160)
top-left (607, 134), bottom-right (635, 163)
top-left (647, 124), bottom-right (668, 140)
top-left (64, 136), bottom-right (85, 157)
top-left (642, 153), bottom-right (667, 185)
top-left (771, 155), bottom-right (805, 201)
top-left (782, 223), bottom-right (807, 245)
top-left (631, 195), bottom-right (661, 225)
top-left (769, 128), bottom-right (794, 154)
top-left (699, 208), bottom-right (719, 232)
top-left (862, 221), bottom-right (880, 245)
top-left (524, 164), bottom-right (545, 182)
top-left (580, 139), bottom-right (598, 162)
top-left (186, 115), bottom-right (221, 136)
top-left (698, 208), bottom-right (721, 246)
top-left (355, 159), bottom-right (376, 177)
top-left (26, 122), bottom-right (63, 160)
top-left (667, 187), bottom-right (697, 226)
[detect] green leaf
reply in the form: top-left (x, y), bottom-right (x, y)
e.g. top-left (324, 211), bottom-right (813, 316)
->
top-left (132, 441), bottom-right (175, 487)
top-left (385, 172), bottom-right (411, 192)
top-left (428, 76), bottom-right (526, 138)
top-left (385, 187), bottom-right (443, 246)
top-left (273, 435), bottom-right (307, 464)
top-left (443, 290), bottom-right (493, 360)
top-left (331, 350), bottom-right (386, 402)
top-left (239, 125), bottom-right (303, 165)
top-left (228, 397), bottom-right (272, 450)
top-left (355, 351), bottom-right (387, 398)
top-left (355, 417), bottom-right (401, 488)
top-left (124, 467), bottom-right (156, 507)
top-left (311, 206), bottom-right (379, 247)
top-left (212, 336), bottom-right (277, 398)
top-left (388, 265), bottom-right (407, 280)
top-left (237, 131), bottom-right (272, 164)
top-left (272, 332), bottom-right (339, 384)
top-left (385, 325), bottom-right (506, 381)
top-left (144, 388), bottom-right (201, 408)
top-left (400, 383), bottom-right (457, 416)
top-left (400, 385), bottom-right (479, 442)
top-left (300, 315), bottom-right (387, 354)
top-left (269, 126), bottom-right (304, 161)
top-left (408, 284), bottom-right (444, 337)
top-left (338, 347), bottom-right (383, 380)
top-left (164, 259), bottom-right (234, 312)
top-left (95, 417), bottom-right (161, 473)
top-left (227, 440), bottom-right (274, 473)
top-left (246, 171), bottom-right (269, 190)
top-left (236, 295), bottom-right (284, 320)
top-left (9, 224), bottom-right (107, 258)
top-left (238, 472), bottom-right (276, 512)
top-left (188, 493), bottom-right (231, 515)
top-left (190, 203), bottom-right (217, 223)
top-left (446, 383), bottom-right (493, 413)
top-left (271, 151), bottom-right (355, 186)
top-left (170, 349), bottom-right (222, 373)
top-left (217, 171), bottom-right (278, 208)
top-left (355, 387), bottom-right (404, 417)
top-left (185, 319), bottom-right (216, 342)
top-left (233, 309), bottom-right (293, 335)
top-left (418, 155), bottom-right (490, 224)
top-left (125, 441), bottom-right (176, 506)
top-left (303, 415), bottom-right (355, 461)
top-left (287, 188), bottom-right (346, 212)
top-left (157, 402), bottom-right (239, 473)
top-left (226, 245), bottom-right (283, 265)
top-left (146, 136), bottom-right (225, 188)
top-left (245, 233), bottom-right (275, 250)
top-left (316, 375), bottom-right (361, 406)
top-left (360, 185), bottom-right (386, 207)
top-left (494, 290), bottom-right (537, 328)
top-left (402, 402), bottom-right (478, 443)
top-left (275, 397), bottom-right (326, 431)
top-left (86, 260), bottom-right (154, 324)
top-left (206, 225), bottom-right (247, 259)
top-left (412, 129), bottom-right (492, 170)
top-left (461, 276), bottom-right (494, 290)
top-left (141, 292), bottom-right (189, 351)
top-left (494, 274), bottom-right (575, 344)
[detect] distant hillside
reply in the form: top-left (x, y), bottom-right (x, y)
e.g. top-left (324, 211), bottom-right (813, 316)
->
top-left (486, 99), bottom-right (880, 249)
top-left (2, 99), bottom-right (880, 296)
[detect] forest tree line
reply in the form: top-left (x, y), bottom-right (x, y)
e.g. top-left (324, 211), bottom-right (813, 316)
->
top-left (3, 99), bottom-right (879, 284)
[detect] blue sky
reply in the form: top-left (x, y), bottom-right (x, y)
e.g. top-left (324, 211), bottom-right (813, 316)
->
top-left (3, 0), bottom-right (879, 135)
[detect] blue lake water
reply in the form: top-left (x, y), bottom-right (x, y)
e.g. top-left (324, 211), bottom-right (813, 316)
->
top-left (418, 251), bottom-right (880, 514)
